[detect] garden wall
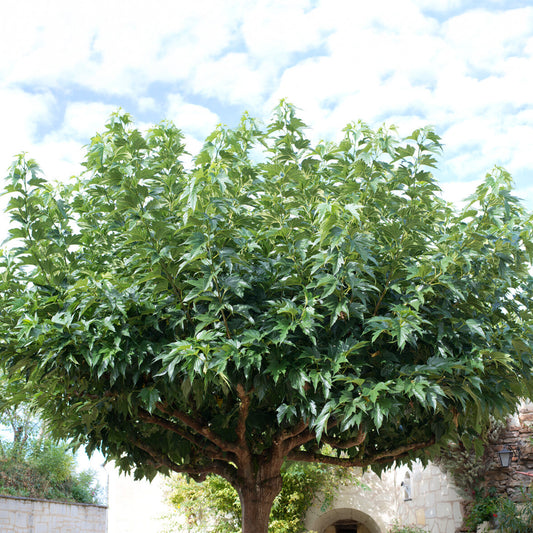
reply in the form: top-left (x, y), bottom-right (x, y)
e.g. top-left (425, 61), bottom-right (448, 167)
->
top-left (0, 494), bottom-right (107, 532)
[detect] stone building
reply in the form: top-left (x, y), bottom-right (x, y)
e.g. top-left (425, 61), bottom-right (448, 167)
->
top-left (304, 402), bottom-right (533, 533)
top-left (480, 402), bottom-right (533, 500)
top-left (304, 461), bottom-right (463, 533)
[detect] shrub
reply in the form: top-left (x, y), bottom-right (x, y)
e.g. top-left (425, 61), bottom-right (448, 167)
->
top-left (464, 487), bottom-right (499, 531)
top-left (495, 490), bottom-right (533, 533)
top-left (0, 403), bottom-right (102, 504)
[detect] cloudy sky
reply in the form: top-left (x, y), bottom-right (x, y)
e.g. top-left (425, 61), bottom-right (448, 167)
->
top-left (1, 0), bottom-right (533, 226)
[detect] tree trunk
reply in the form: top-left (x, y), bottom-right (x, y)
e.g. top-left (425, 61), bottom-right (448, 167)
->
top-left (238, 472), bottom-right (283, 533)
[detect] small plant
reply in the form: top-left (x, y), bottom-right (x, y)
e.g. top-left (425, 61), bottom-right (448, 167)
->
top-left (495, 489), bottom-right (533, 532)
top-left (464, 487), bottom-right (499, 531)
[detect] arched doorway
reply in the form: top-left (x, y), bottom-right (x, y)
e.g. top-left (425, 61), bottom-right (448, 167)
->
top-left (327, 519), bottom-right (359, 532)
top-left (313, 507), bottom-right (383, 533)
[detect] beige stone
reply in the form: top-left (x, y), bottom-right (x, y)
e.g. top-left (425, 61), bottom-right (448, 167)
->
top-left (0, 496), bottom-right (106, 533)
top-left (415, 508), bottom-right (426, 525)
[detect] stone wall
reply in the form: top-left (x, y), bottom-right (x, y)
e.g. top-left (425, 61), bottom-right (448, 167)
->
top-left (0, 494), bottom-right (107, 533)
top-left (304, 468), bottom-right (396, 533)
top-left (396, 462), bottom-right (463, 533)
top-left (304, 462), bottom-right (464, 533)
top-left (482, 401), bottom-right (533, 500)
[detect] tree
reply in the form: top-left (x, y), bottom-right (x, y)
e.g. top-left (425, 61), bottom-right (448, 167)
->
top-left (0, 379), bottom-right (41, 460)
top-left (1, 102), bottom-right (533, 532)
top-left (165, 461), bottom-right (353, 532)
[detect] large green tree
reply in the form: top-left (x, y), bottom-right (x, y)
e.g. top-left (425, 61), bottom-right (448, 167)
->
top-left (1, 103), bottom-right (533, 532)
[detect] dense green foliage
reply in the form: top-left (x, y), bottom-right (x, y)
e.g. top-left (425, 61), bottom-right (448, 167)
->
top-left (0, 402), bottom-right (101, 503)
top-left (495, 490), bottom-right (533, 532)
top-left (166, 462), bottom-right (353, 532)
top-left (1, 102), bottom-right (533, 529)
top-left (465, 487), bottom-right (533, 532)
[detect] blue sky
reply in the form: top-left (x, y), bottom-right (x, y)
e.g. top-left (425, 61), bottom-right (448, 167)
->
top-left (1, 0), bottom-right (533, 226)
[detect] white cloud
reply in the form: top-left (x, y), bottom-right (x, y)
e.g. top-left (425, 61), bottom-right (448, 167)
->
top-left (440, 179), bottom-right (481, 207)
top-left (1, 0), bottom-right (247, 95)
top-left (242, 0), bottom-right (326, 60)
top-left (415, 0), bottom-right (464, 11)
top-left (0, 88), bottom-right (55, 169)
top-left (442, 7), bottom-right (533, 72)
top-left (0, 0), bottom-right (532, 218)
top-left (30, 139), bottom-right (85, 184)
top-left (137, 97), bottom-right (157, 113)
top-left (1, 1), bottom-right (95, 87)
top-left (516, 184), bottom-right (533, 207)
top-left (59, 102), bottom-right (118, 141)
top-left (191, 53), bottom-right (271, 107)
top-left (166, 95), bottom-right (220, 139)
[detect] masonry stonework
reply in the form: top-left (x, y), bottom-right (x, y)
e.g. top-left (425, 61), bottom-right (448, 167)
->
top-left (0, 494), bottom-right (107, 533)
top-left (305, 462), bottom-right (464, 533)
top-left (482, 401), bottom-right (533, 500)
top-left (305, 403), bottom-right (533, 533)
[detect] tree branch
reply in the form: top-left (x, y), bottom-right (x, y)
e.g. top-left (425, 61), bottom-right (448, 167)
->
top-left (321, 426), bottom-right (367, 449)
top-left (368, 438), bottom-right (435, 463)
top-left (283, 418), bottom-right (340, 453)
top-left (235, 384), bottom-right (250, 446)
top-left (129, 437), bottom-right (179, 471)
top-left (137, 408), bottom-right (232, 461)
top-left (273, 419), bottom-right (308, 445)
top-left (156, 402), bottom-right (239, 454)
top-left (129, 436), bottom-right (237, 482)
top-left (287, 438), bottom-right (435, 467)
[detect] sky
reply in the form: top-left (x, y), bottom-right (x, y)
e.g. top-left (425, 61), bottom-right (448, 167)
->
top-left (1, 0), bottom-right (533, 226)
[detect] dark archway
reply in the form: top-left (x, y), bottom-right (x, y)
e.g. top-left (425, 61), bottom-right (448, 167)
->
top-left (312, 507), bottom-right (384, 533)
top-left (332, 519), bottom-right (359, 532)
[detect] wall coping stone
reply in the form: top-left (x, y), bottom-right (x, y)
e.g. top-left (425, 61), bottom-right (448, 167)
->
top-left (0, 493), bottom-right (107, 509)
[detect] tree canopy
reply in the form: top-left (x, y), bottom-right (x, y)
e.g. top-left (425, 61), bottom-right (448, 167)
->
top-left (1, 102), bottom-right (533, 531)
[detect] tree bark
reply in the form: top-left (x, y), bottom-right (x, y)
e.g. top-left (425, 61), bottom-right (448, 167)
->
top-left (237, 472), bottom-right (283, 533)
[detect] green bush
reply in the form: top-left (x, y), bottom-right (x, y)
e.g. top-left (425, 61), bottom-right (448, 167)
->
top-left (30, 439), bottom-right (76, 484)
top-left (464, 487), bottom-right (499, 531)
top-left (463, 487), bottom-right (533, 532)
top-left (0, 403), bottom-right (102, 504)
top-left (0, 453), bottom-right (102, 504)
top-left (494, 490), bottom-right (533, 533)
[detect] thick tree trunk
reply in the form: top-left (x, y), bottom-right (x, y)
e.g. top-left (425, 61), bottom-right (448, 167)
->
top-left (237, 472), bottom-right (283, 533)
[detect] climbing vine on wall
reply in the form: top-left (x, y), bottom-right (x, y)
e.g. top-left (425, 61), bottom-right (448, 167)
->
top-left (434, 418), bottom-right (505, 497)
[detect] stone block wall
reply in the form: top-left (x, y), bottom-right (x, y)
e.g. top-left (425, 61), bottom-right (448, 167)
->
top-left (0, 494), bottom-right (107, 533)
top-left (397, 462), bottom-right (463, 533)
top-left (304, 461), bottom-right (465, 533)
top-left (482, 401), bottom-right (533, 500)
